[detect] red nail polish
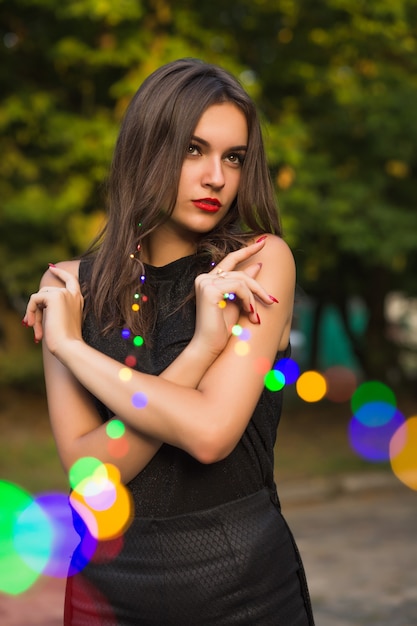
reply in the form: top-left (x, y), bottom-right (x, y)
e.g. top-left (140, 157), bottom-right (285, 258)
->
top-left (48, 263), bottom-right (56, 268)
top-left (256, 313), bottom-right (261, 324)
top-left (250, 304), bottom-right (255, 314)
top-left (255, 235), bottom-right (267, 243)
top-left (34, 338), bottom-right (40, 344)
top-left (269, 295), bottom-right (279, 303)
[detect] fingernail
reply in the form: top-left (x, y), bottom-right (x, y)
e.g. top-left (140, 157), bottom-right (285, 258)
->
top-left (21, 319), bottom-right (28, 327)
top-left (250, 304), bottom-right (255, 314)
top-left (256, 313), bottom-right (261, 324)
top-left (48, 263), bottom-right (56, 268)
top-left (269, 295), bottom-right (279, 303)
top-left (34, 337), bottom-right (40, 344)
top-left (255, 235), bottom-right (267, 243)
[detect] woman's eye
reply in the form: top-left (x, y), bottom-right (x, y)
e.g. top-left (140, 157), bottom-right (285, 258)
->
top-left (187, 144), bottom-right (200, 156)
top-left (227, 152), bottom-right (244, 165)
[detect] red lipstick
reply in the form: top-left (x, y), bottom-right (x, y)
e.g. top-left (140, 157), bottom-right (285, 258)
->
top-left (192, 198), bottom-right (222, 213)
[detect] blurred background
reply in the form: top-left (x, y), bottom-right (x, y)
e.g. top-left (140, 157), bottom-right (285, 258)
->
top-left (1, 0), bottom-right (416, 489)
top-left (1, 1), bottom-right (417, 623)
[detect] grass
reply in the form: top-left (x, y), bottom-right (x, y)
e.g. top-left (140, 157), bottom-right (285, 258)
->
top-left (275, 393), bottom-right (390, 483)
top-left (1, 386), bottom-right (412, 495)
top-left (0, 389), bottom-right (68, 493)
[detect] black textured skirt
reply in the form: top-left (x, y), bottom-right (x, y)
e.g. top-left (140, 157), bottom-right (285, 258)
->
top-left (64, 488), bottom-right (314, 625)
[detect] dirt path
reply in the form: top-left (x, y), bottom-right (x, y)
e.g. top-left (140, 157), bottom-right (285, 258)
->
top-left (0, 577), bottom-right (65, 626)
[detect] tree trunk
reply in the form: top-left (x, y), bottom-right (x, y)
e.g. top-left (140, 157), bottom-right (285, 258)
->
top-left (361, 266), bottom-right (405, 389)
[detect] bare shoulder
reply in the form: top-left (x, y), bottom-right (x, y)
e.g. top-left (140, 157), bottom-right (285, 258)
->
top-left (249, 234), bottom-right (295, 277)
top-left (251, 235), bottom-right (296, 347)
top-left (40, 259), bottom-right (81, 288)
top-left (259, 234), bottom-right (294, 261)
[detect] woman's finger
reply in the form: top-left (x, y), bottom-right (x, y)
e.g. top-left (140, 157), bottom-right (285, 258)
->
top-left (23, 289), bottom-right (53, 330)
top-left (211, 269), bottom-right (276, 306)
top-left (48, 265), bottom-right (81, 294)
top-left (197, 271), bottom-right (274, 325)
top-left (33, 306), bottom-right (44, 343)
top-left (209, 237), bottom-right (267, 275)
top-left (25, 291), bottom-right (48, 320)
top-left (241, 262), bottom-right (262, 279)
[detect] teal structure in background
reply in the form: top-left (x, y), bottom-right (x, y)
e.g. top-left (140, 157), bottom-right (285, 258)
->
top-left (292, 298), bottom-right (368, 375)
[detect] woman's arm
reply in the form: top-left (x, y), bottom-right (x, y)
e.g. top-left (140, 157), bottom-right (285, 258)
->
top-left (41, 331), bottom-right (220, 483)
top-left (31, 241), bottom-right (270, 480)
top-left (27, 236), bottom-right (294, 465)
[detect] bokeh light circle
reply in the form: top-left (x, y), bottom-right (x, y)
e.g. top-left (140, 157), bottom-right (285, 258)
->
top-left (234, 341), bottom-right (250, 356)
top-left (348, 409), bottom-right (406, 462)
top-left (13, 497), bottom-right (52, 576)
top-left (15, 492), bottom-right (97, 579)
top-left (0, 481), bottom-right (39, 595)
top-left (253, 357), bottom-right (272, 375)
top-left (264, 370), bottom-right (285, 392)
top-left (70, 479), bottom-right (133, 541)
top-left (90, 534), bottom-right (124, 565)
top-left (296, 370), bottom-right (327, 402)
top-left (0, 482), bottom-right (98, 592)
top-left (390, 416), bottom-right (417, 491)
top-left (354, 401), bottom-right (397, 428)
top-left (351, 380), bottom-right (396, 414)
top-left (68, 462), bottom-right (133, 541)
top-left (106, 420), bottom-right (125, 439)
top-left (69, 457), bottom-right (103, 493)
top-left (274, 358), bottom-right (300, 385)
top-left (108, 437), bottom-right (130, 458)
top-left (125, 355), bottom-right (137, 368)
top-left (39, 492), bottom-right (97, 577)
top-left (67, 502), bottom-right (99, 577)
top-left (132, 392), bottom-right (148, 408)
top-left (83, 477), bottom-right (117, 512)
top-left (324, 366), bottom-right (357, 403)
top-left (119, 367), bottom-right (133, 382)
top-left (232, 325), bottom-right (251, 341)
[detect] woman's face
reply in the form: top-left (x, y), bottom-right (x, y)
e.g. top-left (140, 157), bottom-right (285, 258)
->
top-left (166, 102), bottom-right (248, 239)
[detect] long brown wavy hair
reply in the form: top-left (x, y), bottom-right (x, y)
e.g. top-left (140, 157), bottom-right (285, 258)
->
top-left (84, 58), bottom-right (282, 339)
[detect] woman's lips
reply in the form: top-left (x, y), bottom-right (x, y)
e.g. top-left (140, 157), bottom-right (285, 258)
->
top-left (192, 198), bottom-right (222, 213)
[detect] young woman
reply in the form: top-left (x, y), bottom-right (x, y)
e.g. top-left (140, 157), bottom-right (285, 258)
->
top-left (24, 59), bottom-right (315, 625)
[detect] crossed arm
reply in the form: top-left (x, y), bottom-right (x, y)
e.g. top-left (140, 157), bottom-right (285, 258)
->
top-left (24, 236), bottom-right (295, 482)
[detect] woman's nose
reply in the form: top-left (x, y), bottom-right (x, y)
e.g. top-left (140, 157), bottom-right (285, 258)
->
top-left (202, 157), bottom-right (225, 190)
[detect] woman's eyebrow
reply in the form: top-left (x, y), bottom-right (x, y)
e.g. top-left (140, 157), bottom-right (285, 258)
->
top-left (191, 135), bottom-right (247, 151)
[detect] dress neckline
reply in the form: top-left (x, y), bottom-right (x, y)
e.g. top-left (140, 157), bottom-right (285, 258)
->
top-left (144, 253), bottom-right (197, 271)
top-left (144, 253), bottom-right (208, 280)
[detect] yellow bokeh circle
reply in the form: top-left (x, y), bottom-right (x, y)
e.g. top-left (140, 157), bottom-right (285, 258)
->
top-left (296, 370), bottom-right (327, 403)
top-left (234, 341), bottom-right (250, 356)
top-left (70, 463), bottom-right (133, 540)
top-left (390, 416), bottom-right (417, 491)
top-left (119, 367), bottom-right (133, 382)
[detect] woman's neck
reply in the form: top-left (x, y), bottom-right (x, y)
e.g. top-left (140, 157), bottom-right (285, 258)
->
top-left (142, 228), bottom-right (199, 267)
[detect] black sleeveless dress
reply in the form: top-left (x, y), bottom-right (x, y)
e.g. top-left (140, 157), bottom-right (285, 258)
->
top-left (64, 255), bottom-right (315, 626)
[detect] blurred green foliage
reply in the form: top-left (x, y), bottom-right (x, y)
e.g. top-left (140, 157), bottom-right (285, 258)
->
top-left (1, 0), bottom-right (417, 388)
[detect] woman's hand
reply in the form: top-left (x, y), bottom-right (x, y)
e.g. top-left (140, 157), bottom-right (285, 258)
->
top-left (191, 238), bottom-right (278, 358)
top-left (23, 266), bottom-right (84, 357)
